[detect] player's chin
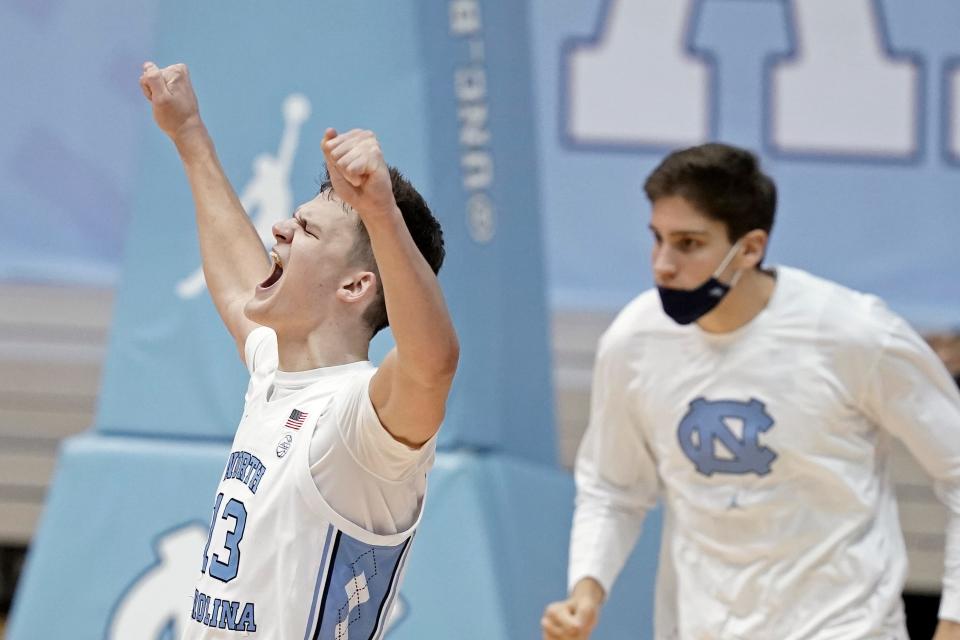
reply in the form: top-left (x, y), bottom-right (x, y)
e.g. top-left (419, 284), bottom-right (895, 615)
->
top-left (243, 293), bottom-right (278, 326)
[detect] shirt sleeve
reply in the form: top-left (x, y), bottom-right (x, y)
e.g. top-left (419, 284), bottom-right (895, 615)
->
top-left (333, 368), bottom-right (437, 482)
top-left (859, 316), bottom-right (960, 622)
top-left (568, 333), bottom-right (661, 596)
top-left (243, 326), bottom-right (278, 403)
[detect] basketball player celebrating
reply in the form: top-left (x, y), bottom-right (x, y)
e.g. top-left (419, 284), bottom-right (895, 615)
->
top-left (139, 62), bottom-right (458, 638)
top-left (542, 144), bottom-right (960, 640)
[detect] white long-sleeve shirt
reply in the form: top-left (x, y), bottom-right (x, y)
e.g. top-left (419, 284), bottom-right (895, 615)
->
top-left (569, 266), bottom-right (960, 639)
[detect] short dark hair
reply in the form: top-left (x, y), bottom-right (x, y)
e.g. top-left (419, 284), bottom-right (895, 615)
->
top-left (320, 166), bottom-right (445, 337)
top-left (644, 143), bottom-right (777, 242)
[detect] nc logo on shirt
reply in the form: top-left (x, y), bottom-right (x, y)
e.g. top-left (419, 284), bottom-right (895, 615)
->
top-left (677, 398), bottom-right (777, 476)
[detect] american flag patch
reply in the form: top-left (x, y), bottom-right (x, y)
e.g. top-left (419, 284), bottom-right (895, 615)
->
top-left (285, 409), bottom-right (308, 430)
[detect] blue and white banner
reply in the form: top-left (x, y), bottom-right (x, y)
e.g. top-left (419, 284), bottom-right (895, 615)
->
top-left (4, 0), bottom-right (959, 327)
top-left (415, 0), bottom-right (556, 461)
top-left (534, 0), bottom-right (960, 329)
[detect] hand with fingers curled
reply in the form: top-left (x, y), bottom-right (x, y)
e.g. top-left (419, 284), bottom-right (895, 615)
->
top-left (138, 61), bottom-right (203, 141)
top-left (541, 580), bottom-right (603, 640)
top-left (320, 128), bottom-right (398, 220)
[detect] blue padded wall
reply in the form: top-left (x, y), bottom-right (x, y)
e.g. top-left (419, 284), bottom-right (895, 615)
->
top-left (10, 445), bottom-right (659, 639)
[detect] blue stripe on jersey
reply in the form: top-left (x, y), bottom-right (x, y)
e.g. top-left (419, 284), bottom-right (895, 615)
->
top-left (369, 535), bottom-right (413, 640)
top-left (303, 524), bottom-right (336, 640)
top-left (313, 532), bottom-right (411, 640)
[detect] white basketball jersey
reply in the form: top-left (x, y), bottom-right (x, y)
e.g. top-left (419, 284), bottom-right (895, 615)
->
top-left (182, 340), bottom-right (422, 639)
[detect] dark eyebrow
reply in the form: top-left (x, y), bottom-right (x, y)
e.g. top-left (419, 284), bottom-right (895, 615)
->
top-left (647, 224), bottom-right (709, 237)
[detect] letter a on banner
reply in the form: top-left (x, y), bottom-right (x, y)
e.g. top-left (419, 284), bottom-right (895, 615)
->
top-left (771, 0), bottom-right (919, 159)
top-left (564, 0), bottom-right (711, 149)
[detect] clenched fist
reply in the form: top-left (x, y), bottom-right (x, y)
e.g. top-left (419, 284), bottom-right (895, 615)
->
top-left (139, 61), bottom-right (203, 140)
top-left (541, 579), bottom-right (604, 640)
top-left (321, 128), bottom-right (397, 220)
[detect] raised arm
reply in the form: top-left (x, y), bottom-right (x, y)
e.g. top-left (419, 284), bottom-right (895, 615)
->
top-left (139, 62), bottom-right (268, 358)
top-left (321, 128), bottom-right (459, 447)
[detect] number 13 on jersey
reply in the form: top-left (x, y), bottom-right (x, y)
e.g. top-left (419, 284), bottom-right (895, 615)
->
top-left (201, 492), bottom-right (249, 582)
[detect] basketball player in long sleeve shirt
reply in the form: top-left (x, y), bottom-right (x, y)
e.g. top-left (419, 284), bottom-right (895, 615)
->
top-left (140, 62), bottom-right (458, 639)
top-left (542, 144), bottom-right (960, 640)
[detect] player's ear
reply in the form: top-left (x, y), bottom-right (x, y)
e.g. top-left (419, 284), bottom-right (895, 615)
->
top-left (739, 229), bottom-right (768, 269)
top-left (337, 271), bottom-right (376, 304)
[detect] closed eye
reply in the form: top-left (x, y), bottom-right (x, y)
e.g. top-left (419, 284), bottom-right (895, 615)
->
top-left (294, 215), bottom-right (317, 238)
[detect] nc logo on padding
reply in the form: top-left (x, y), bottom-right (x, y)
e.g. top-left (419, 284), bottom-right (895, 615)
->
top-left (677, 398), bottom-right (777, 476)
top-left (109, 523), bottom-right (208, 639)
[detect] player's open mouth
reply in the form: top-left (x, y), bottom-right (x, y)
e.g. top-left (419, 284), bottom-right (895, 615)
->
top-left (259, 251), bottom-right (284, 290)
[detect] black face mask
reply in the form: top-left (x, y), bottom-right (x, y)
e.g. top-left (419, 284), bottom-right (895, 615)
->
top-left (657, 241), bottom-right (742, 325)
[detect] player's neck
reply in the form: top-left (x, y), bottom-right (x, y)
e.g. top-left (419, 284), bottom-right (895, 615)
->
top-left (696, 268), bottom-right (776, 335)
top-left (275, 324), bottom-right (370, 372)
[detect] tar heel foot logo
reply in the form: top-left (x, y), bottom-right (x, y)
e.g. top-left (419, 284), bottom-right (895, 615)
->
top-left (176, 93), bottom-right (312, 299)
top-left (108, 523), bottom-right (208, 640)
top-left (677, 397), bottom-right (777, 476)
top-left (276, 432), bottom-right (293, 458)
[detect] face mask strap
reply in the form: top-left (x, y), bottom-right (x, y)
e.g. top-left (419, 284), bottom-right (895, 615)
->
top-left (713, 238), bottom-right (744, 280)
top-left (729, 268), bottom-right (744, 288)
